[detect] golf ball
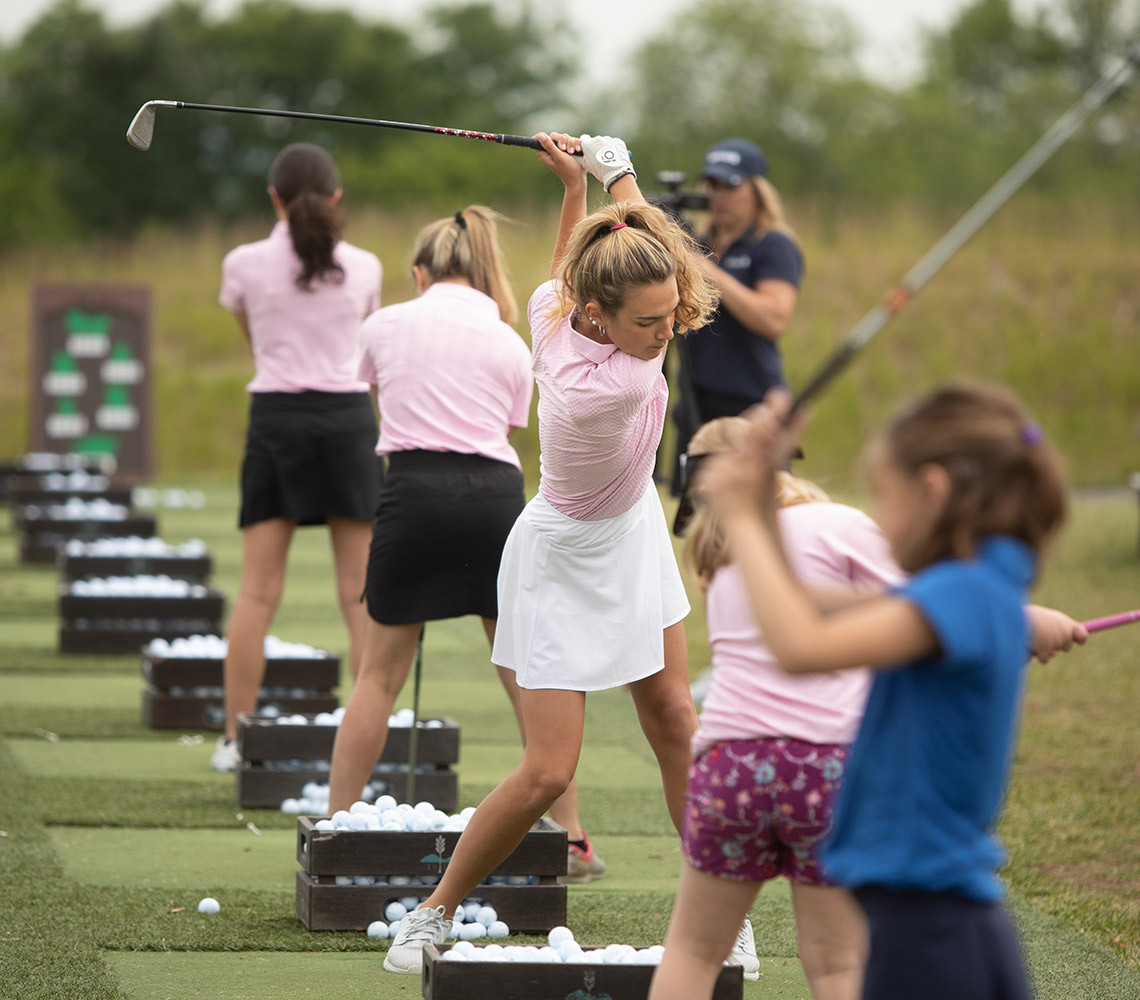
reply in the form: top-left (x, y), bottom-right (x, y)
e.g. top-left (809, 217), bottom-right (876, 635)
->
top-left (366, 920), bottom-right (388, 939)
top-left (197, 897), bottom-right (220, 914)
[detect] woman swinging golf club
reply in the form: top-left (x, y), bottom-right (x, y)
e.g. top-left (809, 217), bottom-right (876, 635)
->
top-left (383, 132), bottom-right (719, 974)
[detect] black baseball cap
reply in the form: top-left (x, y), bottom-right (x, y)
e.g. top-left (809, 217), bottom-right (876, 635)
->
top-left (700, 138), bottom-right (769, 186)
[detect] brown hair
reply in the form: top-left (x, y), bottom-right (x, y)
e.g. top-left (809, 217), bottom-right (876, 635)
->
top-left (877, 382), bottom-right (1067, 569)
top-left (412, 206), bottom-right (518, 325)
top-left (556, 202), bottom-right (718, 333)
top-left (268, 143), bottom-right (346, 292)
top-left (683, 416), bottom-right (828, 591)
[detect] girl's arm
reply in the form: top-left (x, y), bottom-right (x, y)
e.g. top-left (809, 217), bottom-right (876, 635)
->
top-left (698, 260), bottom-right (797, 339)
top-left (534, 132), bottom-right (587, 275)
top-left (703, 390), bottom-right (939, 675)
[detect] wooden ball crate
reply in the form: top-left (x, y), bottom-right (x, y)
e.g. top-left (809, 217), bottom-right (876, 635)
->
top-left (142, 649), bottom-right (339, 729)
top-left (16, 508), bottom-right (158, 564)
top-left (235, 712), bottom-right (460, 811)
top-left (58, 588), bottom-right (225, 654)
top-left (423, 942), bottom-right (744, 1000)
top-left (295, 816), bottom-right (568, 933)
top-left (59, 550), bottom-right (213, 584)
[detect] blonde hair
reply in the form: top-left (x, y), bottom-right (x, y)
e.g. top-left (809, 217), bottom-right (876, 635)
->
top-left (556, 202), bottom-right (718, 333)
top-left (682, 417), bottom-right (828, 590)
top-left (708, 174), bottom-right (796, 243)
top-left (412, 206), bottom-right (517, 324)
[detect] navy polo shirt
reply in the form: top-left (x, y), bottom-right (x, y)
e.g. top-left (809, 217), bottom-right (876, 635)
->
top-left (822, 536), bottom-right (1035, 903)
top-left (687, 227), bottom-right (804, 401)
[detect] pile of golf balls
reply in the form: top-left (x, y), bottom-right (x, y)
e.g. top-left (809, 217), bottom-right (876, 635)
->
top-left (269, 706), bottom-right (443, 729)
top-left (22, 497), bottom-right (129, 521)
top-left (65, 536), bottom-right (208, 558)
top-left (439, 926), bottom-right (665, 964)
top-left (146, 634), bottom-right (329, 659)
top-left (68, 575), bottom-right (208, 598)
top-left (36, 470), bottom-right (110, 491)
top-left (130, 487), bottom-right (206, 510)
top-left (23, 452), bottom-right (116, 473)
top-left (309, 797), bottom-right (477, 832)
top-left (367, 900), bottom-right (510, 941)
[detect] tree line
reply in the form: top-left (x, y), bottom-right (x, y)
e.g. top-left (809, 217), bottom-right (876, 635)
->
top-left (0, 0), bottom-right (1136, 247)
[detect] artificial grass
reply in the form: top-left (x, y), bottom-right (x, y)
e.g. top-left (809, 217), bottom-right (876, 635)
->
top-left (2, 486), bottom-right (1139, 999)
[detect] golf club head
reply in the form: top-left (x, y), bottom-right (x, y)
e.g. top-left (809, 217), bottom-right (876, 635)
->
top-left (126, 101), bottom-right (167, 150)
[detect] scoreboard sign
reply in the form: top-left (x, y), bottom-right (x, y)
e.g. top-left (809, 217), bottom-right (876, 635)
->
top-left (30, 285), bottom-right (154, 482)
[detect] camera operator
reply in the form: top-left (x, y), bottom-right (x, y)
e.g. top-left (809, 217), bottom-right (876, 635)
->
top-left (670, 138), bottom-right (803, 495)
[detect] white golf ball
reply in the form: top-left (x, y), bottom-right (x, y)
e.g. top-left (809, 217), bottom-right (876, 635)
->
top-left (197, 897), bottom-right (220, 914)
top-left (384, 901), bottom-right (408, 922)
top-left (366, 920), bottom-right (388, 939)
top-left (488, 920), bottom-right (510, 938)
top-left (548, 926), bottom-right (575, 949)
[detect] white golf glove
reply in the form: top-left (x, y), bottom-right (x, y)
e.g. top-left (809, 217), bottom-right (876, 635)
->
top-left (581, 134), bottom-right (636, 192)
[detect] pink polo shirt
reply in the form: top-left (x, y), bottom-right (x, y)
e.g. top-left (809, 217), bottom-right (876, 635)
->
top-left (693, 501), bottom-right (904, 753)
top-left (357, 282), bottom-right (532, 469)
top-left (219, 220), bottom-right (382, 393)
top-left (530, 280), bottom-right (667, 521)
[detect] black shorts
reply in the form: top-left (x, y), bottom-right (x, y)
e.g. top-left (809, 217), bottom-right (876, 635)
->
top-left (364, 450), bottom-right (525, 625)
top-left (238, 391), bottom-right (382, 528)
top-left (855, 887), bottom-right (1033, 1000)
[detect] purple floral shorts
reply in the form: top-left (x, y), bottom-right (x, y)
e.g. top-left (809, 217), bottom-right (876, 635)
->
top-left (682, 737), bottom-right (848, 886)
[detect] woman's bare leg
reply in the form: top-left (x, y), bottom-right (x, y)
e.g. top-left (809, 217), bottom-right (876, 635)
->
top-left (420, 687), bottom-right (585, 913)
top-left (791, 882), bottom-right (868, 1000)
top-left (222, 518), bottom-right (296, 741)
top-left (327, 517), bottom-right (372, 681)
top-left (327, 618), bottom-right (423, 814)
top-left (627, 620), bottom-right (697, 833)
top-left (483, 618), bottom-right (588, 839)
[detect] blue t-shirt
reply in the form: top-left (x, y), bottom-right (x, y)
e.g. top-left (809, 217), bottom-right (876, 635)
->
top-left (687, 227), bottom-right (804, 401)
top-left (822, 536), bottom-right (1035, 903)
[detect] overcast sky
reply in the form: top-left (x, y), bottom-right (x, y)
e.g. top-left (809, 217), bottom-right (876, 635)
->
top-left (1, 0), bottom-right (993, 84)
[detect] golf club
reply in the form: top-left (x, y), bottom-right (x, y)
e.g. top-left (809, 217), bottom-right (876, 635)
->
top-left (1082, 609), bottom-right (1140, 634)
top-left (789, 40), bottom-right (1140, 412)
top-left (404, 625), bottom-right (425, 804)
top-left (126, 99), bottom-right (551, 153)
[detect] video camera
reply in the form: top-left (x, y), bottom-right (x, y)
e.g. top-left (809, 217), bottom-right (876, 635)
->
top-left (647, 171), bottom-right (709, 233)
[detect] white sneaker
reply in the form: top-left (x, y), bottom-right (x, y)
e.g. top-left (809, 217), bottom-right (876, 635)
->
top-left (210, 737), bottom-right (240, 772)
top-left (726, 917), bottom-right (760, 981)
top-left (383, 904), bottom-right (449, 974)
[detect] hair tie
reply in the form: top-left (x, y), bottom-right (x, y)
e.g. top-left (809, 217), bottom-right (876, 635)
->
top-left (1021, 422), bottom-right (1043, 446)
top-left (454, 211), bottom-right (467, 230)
top-left (609, 222), bottom-right (628, 232)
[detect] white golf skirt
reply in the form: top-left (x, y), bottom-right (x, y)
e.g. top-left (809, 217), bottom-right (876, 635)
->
top-left (491, 483), bottom-right (690, 691)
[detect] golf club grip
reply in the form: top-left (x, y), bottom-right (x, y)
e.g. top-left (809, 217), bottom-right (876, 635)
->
top-left (1082, 610), bottom-right (1140, 633)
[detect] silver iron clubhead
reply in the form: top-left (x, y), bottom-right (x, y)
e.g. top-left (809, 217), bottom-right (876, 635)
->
top-left (126, 101), bottom-right (174, 150)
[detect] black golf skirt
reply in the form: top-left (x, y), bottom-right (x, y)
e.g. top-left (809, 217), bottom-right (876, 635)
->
top-left (238, 391), bottom-right (382, 528)
top-left (364, 449), bottom-right (525, 625)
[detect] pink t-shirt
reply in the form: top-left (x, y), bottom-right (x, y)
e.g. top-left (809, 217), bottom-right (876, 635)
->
top-left (219, 220), bottom-right (382, 393)
top-left (529, 280), bottom-right (667, 521)
top-left (693, 501), bottom-right (904, 752)
top-left (357, 282), bottom-right (532, 469)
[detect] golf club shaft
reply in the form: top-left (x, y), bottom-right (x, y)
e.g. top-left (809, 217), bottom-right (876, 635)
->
top-left (1083, 609), bottom-right (1140, 633)
top-left (405, 625), bottom-right (425, 803)
top-left (128, 99), bottom-right (544, 150)
top-left (790, 42), bottom-right (1140, 411)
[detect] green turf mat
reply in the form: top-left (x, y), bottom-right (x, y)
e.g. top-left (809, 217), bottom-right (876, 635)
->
top-left (4, 673), bottom-right (143, 709)
top-left (49, 827), bottom-right (296, 889)
top-left (105, 949), bottom-right (808, 999)
top-left (9, 737), bottom-right (230, 782)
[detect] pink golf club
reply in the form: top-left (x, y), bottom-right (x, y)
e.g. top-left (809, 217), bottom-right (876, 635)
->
top-left (1082, 609), bottom-right (1140, 634)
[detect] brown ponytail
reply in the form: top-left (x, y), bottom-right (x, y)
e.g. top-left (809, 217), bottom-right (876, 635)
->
top-left (268, 143), bottom-right (346, 292)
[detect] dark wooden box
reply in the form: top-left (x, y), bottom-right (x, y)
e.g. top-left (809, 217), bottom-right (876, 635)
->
top-left (236, 712), bottom-right (460, 810)
top-left (422, 943), bottom-right (744, 1000)
top-left (17, 514), bottom-right (159, 563)
top-left (59, 552), bottom-right (213, 583)
top-left (141, 652), bottom-right (340, 729)
top-left (295, 816), bottom-right (567, 932)
top-left (58, 589), bottom-right (225, 654)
